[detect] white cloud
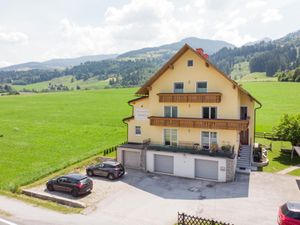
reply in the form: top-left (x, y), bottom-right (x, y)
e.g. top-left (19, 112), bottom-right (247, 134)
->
top-left (246, 0), bottom-right (267, 8)
top-left (0, 61), bottom-right (12, 67)
top-left (262, 8), bottom-right (283, 23)
top-left (0, 29), bottom-right (28, 44)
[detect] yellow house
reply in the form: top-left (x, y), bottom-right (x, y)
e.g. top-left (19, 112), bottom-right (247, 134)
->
top-left (117, 44), bottom-right (261, 182)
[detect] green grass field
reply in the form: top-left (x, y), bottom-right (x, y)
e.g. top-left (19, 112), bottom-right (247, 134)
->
top-left (238, 72), bottom-right (277, 82)
top-left (13, 75), bottom-right (109, 91)
top-left (0, 88), bottom-right (135, 191)
top-left (242, 82), bottom-right (300, 132)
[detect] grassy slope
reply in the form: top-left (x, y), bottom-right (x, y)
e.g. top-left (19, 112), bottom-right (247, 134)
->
top-left (0, 88), bottom-right (135, 191)
top-left (13, 76), bottom-right (109, 91)
top-left (238, 72), bottom-right (277, 82)
top-left (230, 61), bottom-right (250, 80)
top-left (288, 168), bottom-right (300, 176)
top-left (242, 82), bottom-right (300, 132)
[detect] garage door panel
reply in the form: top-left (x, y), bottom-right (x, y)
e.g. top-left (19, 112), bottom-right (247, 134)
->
top-left (123, 151), bottom-right (140, 169)
top-left (154, 154), bottom-right (174, 174)
top-left (195, 159), bottom-right (218, 180)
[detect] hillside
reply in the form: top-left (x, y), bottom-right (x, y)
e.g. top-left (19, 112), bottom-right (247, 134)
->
top-left (211, 30), bottom-right (300, 79)
top-left (0, 54), bottom-right (118, 71)
top-left (0, 37), bottom-right (234, 88)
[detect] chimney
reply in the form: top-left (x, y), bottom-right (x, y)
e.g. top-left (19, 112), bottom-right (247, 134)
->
top-left (196, 48), bottom-right (209, 59)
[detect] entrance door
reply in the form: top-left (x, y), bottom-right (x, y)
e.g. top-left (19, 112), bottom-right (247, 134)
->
top-left (240, 129), bottom-right (249, 145)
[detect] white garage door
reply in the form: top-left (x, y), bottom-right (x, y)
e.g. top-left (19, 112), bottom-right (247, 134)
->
top-left (195, 159), bottom-right (218, 180)
top-left (154, 154), bottom-right (174, 174)
top-left (123, 151), bottom-right (140, 169)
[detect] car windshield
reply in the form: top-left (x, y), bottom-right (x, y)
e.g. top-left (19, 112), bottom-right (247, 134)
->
top-left (282, 204), bottom-right (300, 220)
top-left (80, 178), bottom-right (90, 184)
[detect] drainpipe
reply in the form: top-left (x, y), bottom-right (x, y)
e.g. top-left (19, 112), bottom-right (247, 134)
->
top-left (254, 101), bottom-right (262, 144)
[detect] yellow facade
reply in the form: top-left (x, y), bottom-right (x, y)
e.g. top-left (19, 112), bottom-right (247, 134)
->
top-left (126, 47), bottom-right (258, 153)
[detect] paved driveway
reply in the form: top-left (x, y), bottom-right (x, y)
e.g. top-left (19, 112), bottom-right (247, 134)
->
top-left (1, 170), bottom-right (300, 225)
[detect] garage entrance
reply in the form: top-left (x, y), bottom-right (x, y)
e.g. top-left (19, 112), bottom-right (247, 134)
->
top-left (123, 151), bottom-right (141, 169)
top-left (195, 159), bottom-right (218, 180)
top-left (154, 154), bottom-right (174, 174)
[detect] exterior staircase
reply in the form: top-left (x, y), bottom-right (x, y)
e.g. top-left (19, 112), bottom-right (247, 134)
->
top-left (236, 145), bottom-right (252, 174)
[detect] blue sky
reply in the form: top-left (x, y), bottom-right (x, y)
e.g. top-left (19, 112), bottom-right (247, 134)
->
top-left (0, 0), bottom-right (299, 66)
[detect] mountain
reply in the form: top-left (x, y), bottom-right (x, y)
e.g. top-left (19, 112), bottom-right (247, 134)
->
top-left (118, 37), bottom-right (234, 59)
top-left (243, 37), bottom-right (272, 46)
top-left (210, 30), bottom-right (300, 78)
top-left (0, 54), bottom-right (118, 71)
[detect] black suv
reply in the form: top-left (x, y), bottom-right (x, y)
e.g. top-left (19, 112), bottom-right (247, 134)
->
top-left (86, 161), bottom-right (125, 180)
top-left (46, 174), bottom-right (93, 197)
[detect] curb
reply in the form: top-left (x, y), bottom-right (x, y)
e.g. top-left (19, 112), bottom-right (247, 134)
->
top-left (22, 189), bottom-right (86, 208)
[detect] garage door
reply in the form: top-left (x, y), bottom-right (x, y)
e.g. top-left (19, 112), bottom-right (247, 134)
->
top-left (195, 159), bottom-right (218, 180)
top-left (123, 151), bottom-right (140, 168)
top-left (154, 154), bottom-right (174, 174)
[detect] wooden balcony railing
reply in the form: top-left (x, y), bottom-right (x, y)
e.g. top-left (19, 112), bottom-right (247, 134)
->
top-left (149, 116), bottom-right (249, 131)
top-left (157, 92), bottom-right (222, 103)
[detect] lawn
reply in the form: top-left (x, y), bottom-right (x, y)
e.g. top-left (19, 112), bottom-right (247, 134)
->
top-left (288, 168), bottom-right (300, 176)
top-left (0, 88), bottom-right (135, 191)
top-left (242, 82), bottom-right (300, 132)
top-left (13, 75), bottom-right (109, 91)
top-left (238, 72), bottom-right (277, 82)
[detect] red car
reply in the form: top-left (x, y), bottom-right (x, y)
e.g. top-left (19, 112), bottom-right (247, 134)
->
top-left (278, 202), bottom-right (300, 225)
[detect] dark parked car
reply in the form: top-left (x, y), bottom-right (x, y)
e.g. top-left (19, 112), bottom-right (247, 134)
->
top-left (46, 174), bottom-right (93, 197)
top-left (86, 161), bottom-right (125, 180)
top-left (278, 201), bottom-right (300, 225)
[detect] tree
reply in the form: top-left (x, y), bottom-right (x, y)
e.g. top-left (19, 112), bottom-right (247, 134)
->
top-left (274, 114), bottom-right (300, 146)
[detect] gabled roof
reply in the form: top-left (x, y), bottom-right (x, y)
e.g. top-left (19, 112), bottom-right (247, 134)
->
top-left (128, 96), bottom-right (148, 104)
top-left (136, 44), bottom-right (261, 105)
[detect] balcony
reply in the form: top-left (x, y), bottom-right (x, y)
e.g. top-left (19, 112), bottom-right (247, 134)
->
top-left (121, 140), bottom-right (235, 159)
top-left (157, 92), bottom-right (222, 103)
top-left (149, 116), bottom-right (249, 131)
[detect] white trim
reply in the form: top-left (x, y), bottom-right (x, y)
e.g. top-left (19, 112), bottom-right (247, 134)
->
top-left (163, 128), bottom-right (179, 146)
top-left (200, 131), bottom-right (218, 148)
top-left (187, 59), bottom-right (194, 67)
top-left (173, 82), bottom-right (184, 93)
top-left (195, 81), bottom-right (208, 93)
top-left (201, 106), bottom-right (218, 119)
top-left (135, 126), bottom-right (142, 136)
top-left (163, 105), bottom-right (179, 117)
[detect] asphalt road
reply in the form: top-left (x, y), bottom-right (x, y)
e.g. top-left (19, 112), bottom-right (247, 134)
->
top-left (0, 171), bottom-right (299, 225)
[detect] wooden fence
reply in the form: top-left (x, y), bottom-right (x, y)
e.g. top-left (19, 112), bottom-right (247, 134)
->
top-left (178, 213), bottom-right (233, 225)
top-left (102, 142), bottom-right (127, 156)
top-left (255, 132), bottom-right (279, 140)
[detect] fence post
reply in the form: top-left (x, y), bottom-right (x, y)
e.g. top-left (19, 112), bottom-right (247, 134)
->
top-left (182, 213), bottom-right (185, 225)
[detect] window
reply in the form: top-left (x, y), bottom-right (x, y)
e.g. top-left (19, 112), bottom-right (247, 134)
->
top-left (164, 129), bottom-right (177, 146)
top-left (201, 131), bottom-right (217, 149)
top-left (187, 60), bottom-right (193, 67)
top-left (164, 106), bottom-right (178, 118)
top-left (196, 82), bottom-right (207, 93)
top-left (240, 106), bottom-right (248, 120)
top-left (174, 82), bottom-right (184, 93)
top-left (202, 107), bottom-right (217, 119)
top-left (135, 126), bottom-right (141, 136)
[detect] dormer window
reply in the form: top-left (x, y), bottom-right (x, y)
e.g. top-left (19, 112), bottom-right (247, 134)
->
top-left (174, 82), bottom-right (184, 93)
top-left (187, 60), bottom-right (193, 67)
top-left (196, 82), bottom-right (207, 93)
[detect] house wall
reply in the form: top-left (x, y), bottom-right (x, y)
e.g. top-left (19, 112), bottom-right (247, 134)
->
top-left (146, 150), bottom-right (228, 182)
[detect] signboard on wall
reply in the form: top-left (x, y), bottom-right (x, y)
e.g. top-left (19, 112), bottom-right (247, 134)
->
top-left (135, 108), bottom-right (149, 120)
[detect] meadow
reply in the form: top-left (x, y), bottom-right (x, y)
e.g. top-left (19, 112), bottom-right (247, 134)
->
top-left (0, 88), bottom-right (135, 191)
top-left (0, 81), bottom-right (299, 191)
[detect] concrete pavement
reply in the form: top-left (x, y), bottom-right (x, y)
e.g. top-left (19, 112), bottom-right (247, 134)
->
top-left (0, 171), bottom-right (299, 225)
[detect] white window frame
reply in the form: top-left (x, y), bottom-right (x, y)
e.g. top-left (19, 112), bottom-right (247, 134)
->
top-left (164, 106), bottom-right (179, 118)
top-left (196, 81), bottom-right (208, 93)
top-left (163, 128), bottom-right (178, 146)
top-left (135, 126), bottom-right (141, 136)
top-left (202, 106), bottom-right (217, 119)
top-left (187, 59), bottom-right (193, 67)
top-left (174, 82), bottom-right (184, 93)
top-left (201, 131), bottom-right (218, 149)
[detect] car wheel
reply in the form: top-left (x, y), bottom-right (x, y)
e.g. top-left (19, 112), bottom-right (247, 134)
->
top-left (107, 173), bottom-right (115, 180)
top-left (87, 170), bottom-right (94, 177)
top-left (71, 189), bottom-right (79, 197)
top-left (47, 184), bottom-right (54, 191)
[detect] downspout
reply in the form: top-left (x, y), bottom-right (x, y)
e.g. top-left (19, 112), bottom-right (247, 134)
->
top-left (254, 101), bottom-right (262, 144)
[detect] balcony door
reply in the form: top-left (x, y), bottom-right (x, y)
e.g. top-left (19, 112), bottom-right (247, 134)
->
top-left (201, 131), bottom-right (217, 150)
top-left (164, 129), bottom-right (177, 146)
top-left (240, 129), bottom-right (249, 145)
